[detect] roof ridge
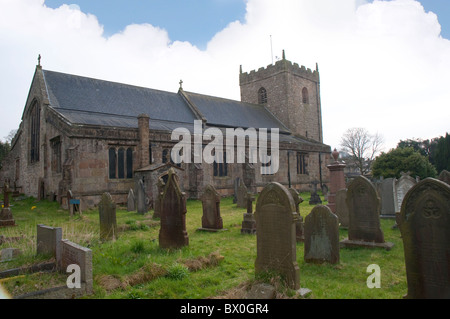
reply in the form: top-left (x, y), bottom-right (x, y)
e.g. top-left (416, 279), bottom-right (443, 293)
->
top-left (42, 69), bottom-right (179, 95)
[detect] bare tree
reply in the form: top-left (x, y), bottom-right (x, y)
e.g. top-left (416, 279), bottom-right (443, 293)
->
top-left (4, 129), bottom-right (17, 144)
top-left (340, 127), bottom-right (384, 175)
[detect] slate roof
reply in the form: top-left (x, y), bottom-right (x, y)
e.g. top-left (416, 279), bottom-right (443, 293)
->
top-left (183, 91), bottom-right (290, 133)
top-left (43, 70), bottom-right (197, 128)
top-left (42, 69), bottom-right (292, 134)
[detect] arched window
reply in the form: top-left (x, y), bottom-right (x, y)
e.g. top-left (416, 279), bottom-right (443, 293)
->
top-left (126, 148), bottom-right (133, 178)
top-left (302, 87), bottom-right (309, 104)
top-left (109, 148), bottom-right (117, 179)
top-left (118, 148), bottom-right (125, 179)
top-left (109, 147), bottom-right (133, 179)
top-left (30, 100), bottom-right (40, 163)
top-left (213, 151), bottom-right (228, 177)
top-left (258, 87), bottom-right (268, 104)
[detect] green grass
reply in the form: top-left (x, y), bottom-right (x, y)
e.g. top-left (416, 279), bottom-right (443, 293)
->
top-left (0, 193), bottom-right (407, 299)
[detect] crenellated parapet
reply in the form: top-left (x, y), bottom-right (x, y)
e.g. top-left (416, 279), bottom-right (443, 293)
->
top-left (240, 55), bottom-right (319, 84)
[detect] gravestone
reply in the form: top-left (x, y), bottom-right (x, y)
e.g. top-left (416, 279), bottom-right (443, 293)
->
top-left (127, 189), bottom-right (136, 212)
top-left (1, 248), bottom-right (22, 262)
top-left (136, 179), bottom-right (148, 215)
top-left (37, 224), bottom-right (62, 266)
top-left (255, 182), bottom-right (307, 293)
top-left (394, 172), bottom-right (417, 213)
top-left (326, 149), bottom-right (346, 213)
top-left (98, 192), bottom-right (117, 241)
top-left (198, 184), bottom-right (224, 232)
top-left (335, 189), bottom-right (349, 228)
top-left (322, 184), bottom-right (329, 201)
top-left (236, 181), bottom-right (248, 208)
top-left (241, 192), bottom-right (256, 234)
top-left (340, 176), bottom-right (394, 250)
top-left (233, 177), bottom-right (241, 204)
top-left (309, 180), bottom-right (322, 205)
top-left (304, 205), bottom-right (340, 264)
top-left (61, 239), bottom-right (93, 294)
top-left (438, 170), bottom-right (450, 185)
top-left (0, 181), bottom-right (15, 227)
top-left (380, 178), bottom-right (396, 218)
top-left (159, 168), bottom-right (189, 249)
top-left (289, 188), bottom-right (304, 242)
top-left (153, 178), bottom-right (165, 219)
top-left (398, 178), bottom-right (450, 299)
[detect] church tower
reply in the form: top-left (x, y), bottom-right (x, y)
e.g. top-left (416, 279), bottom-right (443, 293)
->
top-left (239, 51), bottom-right (323, 143)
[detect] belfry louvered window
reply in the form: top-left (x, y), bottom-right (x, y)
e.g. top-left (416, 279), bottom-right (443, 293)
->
top-left (258, 87), bottom-right (268, 104)
top-left (302, 87), bottom-right (309, 104)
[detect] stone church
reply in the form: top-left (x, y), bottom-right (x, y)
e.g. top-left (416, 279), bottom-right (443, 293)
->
top-left (0, 52), bottom-right (331, 209)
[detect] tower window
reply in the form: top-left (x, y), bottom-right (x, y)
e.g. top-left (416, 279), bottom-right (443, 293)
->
top-left (258, 87), bottom-right (268, 104)
top-left (302, 87), bottom-right (309, 104)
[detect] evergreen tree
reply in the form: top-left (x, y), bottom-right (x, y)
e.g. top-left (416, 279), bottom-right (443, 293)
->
top-left (433, 133), bottom-right (450, 173)
top-left (372, 147), bottom-right (437, 179)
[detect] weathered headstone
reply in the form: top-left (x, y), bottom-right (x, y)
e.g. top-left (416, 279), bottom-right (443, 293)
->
top-left (394, 172), bottom-right (417, 213)
top-left (340, 176), bottom-right (394, 250)
top-left (1, 248), bottom-right (22, 262)
top-left (335, 189), bottom-right (349, 228)
top-left (438, 170), bottom-right (450, 185)
top-left (0, 181), bottom-right (15, 227)
top-left (304, 205), bottom-right (340, 264)
top-left (61, 239), bottom-right (93, 294)
top-left (380, 178), bottom-right (396, 218)
top-left (153, 177), bottom-right (164, 219)
top-left (289, 188), bottom-right (304, 242)
top-left (233, 177), bottom-right (241, 204)
top-left (241, 192), bottom-right (256, 234)
top-left (37, 224), bottom-right (62, 266)
top-left (136, 179), bottom-right (148, 215)
top-left (127, 188), bottom-right (136, 212)
top-left (98, 192), bottom-right (117, 241)
top-left (198, 184), bottom-right (224, 232)
top-left (398, 178), bottom-right (450, 299)
top-left (159, 168), bottom-right (189, 249)
top-left (309, 180), bottom-right (322, 205)
top-left (255, 182), bottom-right (309, 295)
top-left (236, 181), bottom-right (248, 208)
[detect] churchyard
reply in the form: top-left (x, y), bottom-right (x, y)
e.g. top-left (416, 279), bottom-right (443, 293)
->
top-left (0, 186), bottom-right (413, 300)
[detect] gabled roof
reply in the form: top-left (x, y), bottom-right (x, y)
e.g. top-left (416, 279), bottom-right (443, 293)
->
top-left (182, 91), bottom-right (290, 133)
top-left (41, 69), bottom-right (291, 133)
top-left (43, 69), bottom-right (198, 127)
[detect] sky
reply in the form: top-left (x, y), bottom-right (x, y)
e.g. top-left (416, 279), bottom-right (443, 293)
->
top-left (0, 0), bottom-right (449, 154)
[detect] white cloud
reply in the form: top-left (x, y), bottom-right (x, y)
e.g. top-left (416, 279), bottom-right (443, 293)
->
top-left (0, 0), bottom-right (449, 152)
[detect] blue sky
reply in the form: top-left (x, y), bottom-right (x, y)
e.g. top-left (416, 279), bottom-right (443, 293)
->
top-left (44, 0), bottom-right (248, 49)
top-left (1, 0), bottom-right (449, 151)
top-left (44, 0), bottom-right (449, 48)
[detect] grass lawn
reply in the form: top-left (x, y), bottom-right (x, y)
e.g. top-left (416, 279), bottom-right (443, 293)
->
top-left (0, 192), bottom-right (407, 299)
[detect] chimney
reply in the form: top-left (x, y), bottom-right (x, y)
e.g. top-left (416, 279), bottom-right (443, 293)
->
top-left (138, 114), bottom-right (150, 168)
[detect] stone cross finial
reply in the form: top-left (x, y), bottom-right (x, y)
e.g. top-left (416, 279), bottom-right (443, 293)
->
top-left (179, 79), bottom-right (183, 90)
top-left (38, 54), bottom-right (41, 66)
